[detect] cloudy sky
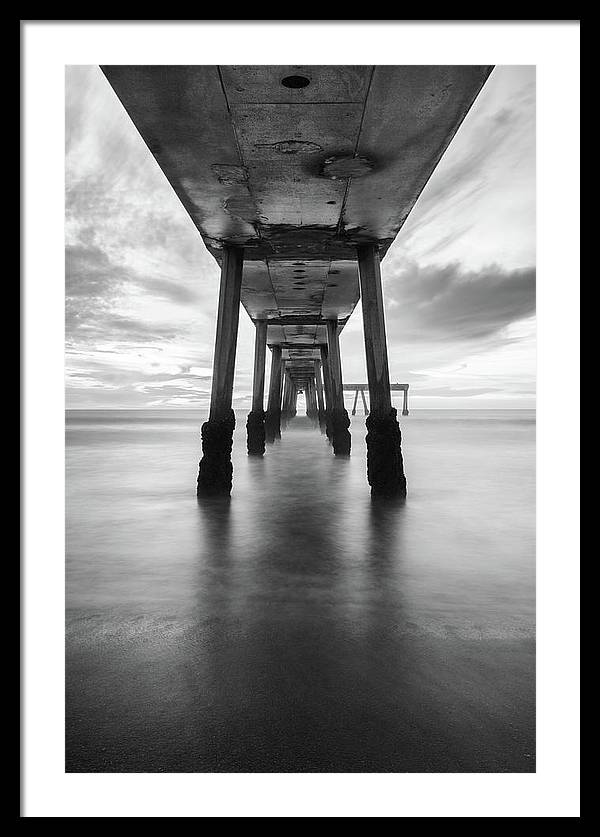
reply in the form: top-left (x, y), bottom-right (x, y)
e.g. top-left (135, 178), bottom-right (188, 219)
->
top-left (66, 65), bottom-right (535, 411)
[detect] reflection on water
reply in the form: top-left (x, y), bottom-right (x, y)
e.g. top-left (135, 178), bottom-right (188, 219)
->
top-left (66, 409), bottom-right (535, 772)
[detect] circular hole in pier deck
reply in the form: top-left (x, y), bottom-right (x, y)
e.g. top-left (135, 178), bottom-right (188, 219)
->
top-left (281, 75), bottom-right (311, 89)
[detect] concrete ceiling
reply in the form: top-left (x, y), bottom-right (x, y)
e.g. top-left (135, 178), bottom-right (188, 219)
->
top-left (101, 65), bottom-right (493, 379)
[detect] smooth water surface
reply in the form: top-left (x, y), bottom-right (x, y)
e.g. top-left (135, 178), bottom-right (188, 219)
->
top-left (66, 409), bottom-right (535, 772)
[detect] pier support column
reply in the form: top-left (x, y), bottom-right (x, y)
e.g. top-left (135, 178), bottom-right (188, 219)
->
top-left (265, 346), bottom-right (283, 443)
top-left (307, 377), bottom-right (318, 425)
top-left (326, 320), bottom-right (351, 456)
top-left (281, 371), bottom-right (294, 430)
top-left (360, 388), bottom-right (369, 416)
top-left (197, 245), bottom-right (244, 496)
top-left (320, 344), bottom-right (333, 443)
top-left (357, 243), bottom-right (406, 497)
top-left (286, 381), bottom-right (296, 419)
top-left (288, 387), bottom-right (293, 416)
top-left (280, 372), bottom-right (288, 428)
top-left (246, 319), bottom-right (267, 456)
top-left (402, 387), bottom-right (409, 416)
top-left (351, 388), bottom-right (359, 416)
top-left (314, 360), bottom-right (326, 434)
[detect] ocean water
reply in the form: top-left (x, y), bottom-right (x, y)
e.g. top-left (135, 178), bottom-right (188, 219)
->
top-left (66, 409), bottom-right (535, 772)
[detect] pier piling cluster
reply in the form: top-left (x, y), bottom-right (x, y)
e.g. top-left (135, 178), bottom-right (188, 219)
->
top-left (99, 65), bottom-right (493, 502)
top-left (197, 242), bottom-right (408, 497)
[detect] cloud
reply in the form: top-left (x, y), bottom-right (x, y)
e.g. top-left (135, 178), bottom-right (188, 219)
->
top-left (147, 395), bottom-right (205, 407)
top-left (66, 242), bottom-right (124, 299)
top-left (67, 239), bottom-right (200, 310)
top-left (393, 66), bottom-right (536, 272)
top-left (134, 377), bottom-right (211, 394)
top-left (413, 386), bottom-right (501, 398)
top-left (383, 259), bottom-right (535, 342)
top-left (410, 103), bottom-right (524, 223)
top-left (66, 374), bottom-right (118, 390)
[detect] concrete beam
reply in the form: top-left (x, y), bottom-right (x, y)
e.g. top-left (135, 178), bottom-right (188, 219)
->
top-left (267, 317), bottom-right (349, 328)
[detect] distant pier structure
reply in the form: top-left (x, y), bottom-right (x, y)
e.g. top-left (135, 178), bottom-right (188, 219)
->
top-left (344, 384), bottom-right (409, 417)
top-left (101, 65), bottom-right (493, 498)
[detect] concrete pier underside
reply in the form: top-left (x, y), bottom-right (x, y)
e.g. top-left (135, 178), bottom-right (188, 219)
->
top-left (102, 65), bottom-right (492, 493)
top-left (102, 65), bottom-right (491, 376)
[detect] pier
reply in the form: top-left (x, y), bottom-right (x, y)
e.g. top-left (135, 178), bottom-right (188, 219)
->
top-left (101, 65), bottom-right (492, 497)
top-left (344, 383), bottom-right (409, 416)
